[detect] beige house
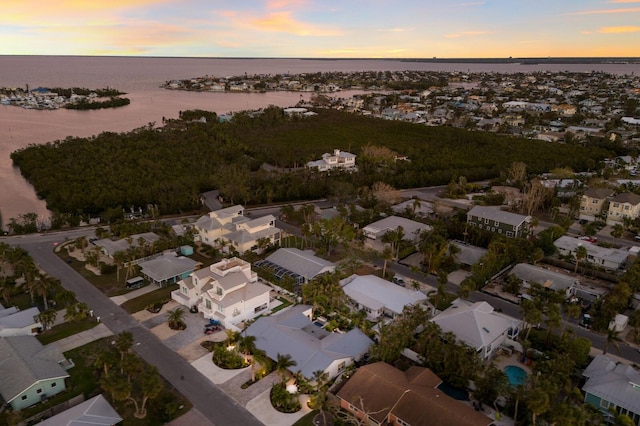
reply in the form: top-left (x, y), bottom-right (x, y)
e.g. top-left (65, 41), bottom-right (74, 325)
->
top-left (195, 205), bottom-right (280, 254)
top-left (606, 192), bottom-right (640, 226)
top-left (172, 257), bottom-right (271, 330)
top-left (579, 188), bottom-right (614, 222)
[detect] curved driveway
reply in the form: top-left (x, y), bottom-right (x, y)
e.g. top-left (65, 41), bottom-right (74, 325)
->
top-left (3, 230), bottom-right (262, 426)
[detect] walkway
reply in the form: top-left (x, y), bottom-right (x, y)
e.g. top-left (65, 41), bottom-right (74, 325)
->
top-left (45, 322), bottom-right (113, 353)
top-left (110, 284), bottom-right (157, 306)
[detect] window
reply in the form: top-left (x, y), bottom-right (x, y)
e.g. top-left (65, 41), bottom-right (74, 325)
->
top-left (36, 389), bottom-right (42, 394)
top-left (51, 383), bottom-right (57, 388)
top-left (600, 399), bottom-right (611, 409)
top-left (506, 231), bottom-right (514, 237)
top-left (484, 218), bottom-right (489, 224)
top-left (21, 395), bottom-right (27, 401)
top-left (613, 203), bottom-right (620, 208)
top-left (205, 299), bottom-right (211, 310)
top-left (181, 286), bottom-right (188, 295)
top-left (338, 362), bottom-right (346, 372)
top-left (592, 199), bottom-right (598, 204)
top-left (625, 205), bottom-right (630, 210)
top-left (494, 221), bottom-right (499, 226)
top-left (216, 287), bottom-right (222, 296)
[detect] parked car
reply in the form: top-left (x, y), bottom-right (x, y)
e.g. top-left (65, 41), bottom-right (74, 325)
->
top-left (580, 314), bottom-right (591, 329)
top-left (204, 324), bottom-right (221, 334)
top-left (634, 234), bottom-right (640, 241)
top-left (392, 275), bottom-right (405, 287)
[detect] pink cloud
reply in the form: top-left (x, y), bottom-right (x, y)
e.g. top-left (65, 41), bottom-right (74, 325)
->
top-left (569, 7), bottom-right (640, 15)
top-left (250, 11), bottom-right (341, 36)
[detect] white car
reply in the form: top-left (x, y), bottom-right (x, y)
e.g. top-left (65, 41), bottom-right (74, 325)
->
top-left (392, 275), bottom-right (405, 287)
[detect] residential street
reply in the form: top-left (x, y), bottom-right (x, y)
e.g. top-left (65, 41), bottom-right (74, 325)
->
top-left (3, 230), bottom-right (262, 426)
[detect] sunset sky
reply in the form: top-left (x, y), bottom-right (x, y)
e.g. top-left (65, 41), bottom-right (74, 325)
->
top-left (2, 0), bottom-right (639, 58)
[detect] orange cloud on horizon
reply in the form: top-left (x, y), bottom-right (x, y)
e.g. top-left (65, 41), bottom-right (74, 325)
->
top-left (599, 25), bottom-right (640, 33)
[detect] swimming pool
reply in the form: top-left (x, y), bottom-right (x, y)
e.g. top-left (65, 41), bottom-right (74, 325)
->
top-left (504, 365), bottom-right (527, 386)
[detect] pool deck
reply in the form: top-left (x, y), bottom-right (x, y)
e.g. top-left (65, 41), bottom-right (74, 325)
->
top-left (493, 352), bottom-right (532, 376)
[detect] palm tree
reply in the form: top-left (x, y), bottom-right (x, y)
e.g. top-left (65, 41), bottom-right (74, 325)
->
top-left (114, 331), bottom-right (134, 364)
top-left (275, 353), bottom-right (297, 383)
top-left (34, 308), bottom-right (57, 331)
top-left (94, 348), bottom-right (118, 377)
top-left (225, 329), bottom-right (240, 349)
top-left (251, 348), bottom-right (270, 382)
top-left (381, 246), bottom-right (393, 279)
top-left (574, 245), bottom-right (588, 274)
top-left (64, 302), bottom-right (90, 322)
top-left (238, 334), bottom-right (257, 363)
top-left (526, 385), bottom-right (550, 426)
top-left (166, 308), bottom-right (186, 330)
top-left (29, 274), bottom-right (52, 310)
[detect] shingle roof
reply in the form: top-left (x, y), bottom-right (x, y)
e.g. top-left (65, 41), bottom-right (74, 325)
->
top-left (0, 336), bottom-right (69, 404)
top-left (467, 206), bottom-right (530, 227)
top-left (583, 187), bottom-right (614, 200)
top-left (362, 216), bottom-right (431, 239)
top-left (0, 307), bottom-right (41, 334)
top-left (610, 192), bottom-right (640, 205)
top-left (337, 362), bottom-right (492, 426)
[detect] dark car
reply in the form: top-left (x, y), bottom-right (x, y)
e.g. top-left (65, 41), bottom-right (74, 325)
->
top-left (204, 325), bottom-right (221, 334)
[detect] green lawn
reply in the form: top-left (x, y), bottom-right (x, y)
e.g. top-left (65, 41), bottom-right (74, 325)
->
top-left (120, 285), bottom-right (177, 314)
top-left (36, 318), bottom-right (99, 345)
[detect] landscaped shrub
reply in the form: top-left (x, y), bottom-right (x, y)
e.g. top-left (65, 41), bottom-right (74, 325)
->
top-left (212, 343), bottom-right (245, 369)
top-left (270, 382), bottom-right (301, 413)
top-left (200, 341), bottom-right (216, 352)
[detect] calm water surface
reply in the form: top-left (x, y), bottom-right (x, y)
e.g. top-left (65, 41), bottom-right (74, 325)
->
top-left (1, 56), bottom-right (639, 226)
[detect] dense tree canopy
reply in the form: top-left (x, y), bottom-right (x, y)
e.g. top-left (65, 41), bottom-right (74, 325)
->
top-left (11, 108), bottom-right (611, 217)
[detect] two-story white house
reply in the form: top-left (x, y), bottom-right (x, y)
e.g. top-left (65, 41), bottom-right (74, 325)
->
top-left (195, 205), bottom-right (281, 255)
top-left (307, 149), bottom-right (357, 172)
top-left (172, 257), bottom-right (272, 330)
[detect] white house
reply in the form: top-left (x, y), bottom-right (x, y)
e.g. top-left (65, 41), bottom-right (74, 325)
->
top-left (172, 257), bottom-right (271, 330)
top-left (245, 305), bottom-right (373, 380)
top-left (307, 149), bottom-right (357, 172)
top-left (340, 274), bottom-right (427, 321)
top-left (0, 304), bottom-right (42, 337)
top-left (195, 205), bottom-right (281, 254)
top-left (362, 216), bottom-right (432, 252)
top-left (554, 236), bottom-right (628, 271)
top-left (430, 299), bottom-right (521, 359)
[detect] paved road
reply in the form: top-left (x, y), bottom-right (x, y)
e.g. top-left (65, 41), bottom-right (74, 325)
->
top-left (382, 259), bottom-right (640, 364)
top-left (3, 231), bottom-right (262, 426)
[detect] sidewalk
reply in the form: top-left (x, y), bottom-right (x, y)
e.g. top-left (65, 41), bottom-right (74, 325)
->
top-left (110, 284), bottom-right (157, 306)
top-left (45, 322), bottom-right (113, 353)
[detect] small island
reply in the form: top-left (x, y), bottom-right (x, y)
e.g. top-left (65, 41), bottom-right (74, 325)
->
top-left (0, 86), bottom-right (130, 110)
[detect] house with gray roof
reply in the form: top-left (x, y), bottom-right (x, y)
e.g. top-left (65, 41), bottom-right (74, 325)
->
top-left (254, 248), bottom-right (336, 291)
top-left (94, 232), bottom-right (161, 258)
top-left (306, 149), bottom-right (356, 172)
top-left (245, 305), bottom-right (373, 380)
top-left (430, 299), bottom-right (521, 359)
top-left (362, 216), bottom-right (432, 253)
top-left (509, 263), bottom-right (578, 296)
top-left (0, 336), bottom-right (72, 410)
top-left (340, 274), bottom-right (428, 320)
top-left (0, 304), bottom-right (42, 337)
top-left (554, 236), bottom-right (628, 271)
top-left (138, 252), bottom-right (200, 287)
top-left (583, 354), bottom-right (640, 425)
top-left (39, 394), bottom-right (122, 426)
top-left (450, 241), bottom-right (487, 268)
top-left (466, 206), bottom-right (532, 238)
